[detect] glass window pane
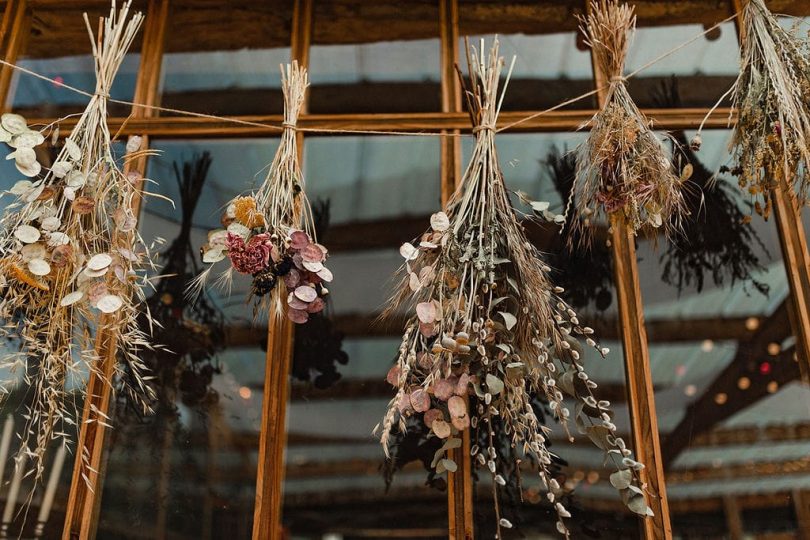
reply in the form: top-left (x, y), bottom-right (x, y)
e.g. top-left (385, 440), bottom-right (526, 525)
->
top-left (7, 5), bottom-right (140, 117)
top-left (96, 139), bottom-right (277, 538)
top-left (281, 136), bottom-right (444, 537)
top-left (625, 9), bottom-right (738, 108)
top-left (639, 128), bottom-right (808, 537)
top-left (158, 4), bottom-right (292, 116)
top-left (309, 1), bottom-right (441, 113)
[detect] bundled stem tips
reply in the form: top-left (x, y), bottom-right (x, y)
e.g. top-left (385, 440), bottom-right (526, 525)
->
top-left (568, 0), bottom-right (686, 246)
top-left (194, 61), bottom-right (333, 325)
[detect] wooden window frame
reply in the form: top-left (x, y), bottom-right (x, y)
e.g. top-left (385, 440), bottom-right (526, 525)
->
top-left (0, 1), bottom-right (807, 539)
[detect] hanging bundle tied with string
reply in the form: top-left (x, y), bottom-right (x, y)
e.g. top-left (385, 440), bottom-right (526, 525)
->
top-left (376, 39), bottom-right (650, 539)
top-left (567, 0), bottom-right (686, 247)
top-left (193, 62), bottom-right (332, 324)
top-left (699, 0), bottom-right (810, 218)
top-left (0, 0), bottom-right (157, 483)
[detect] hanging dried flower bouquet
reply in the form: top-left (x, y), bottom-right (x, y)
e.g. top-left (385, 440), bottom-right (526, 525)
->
top-left (708, 0), bottom-right (810, 218)
top-left (194, 62), bottom-right (332, 324)
top-left (377, 40), bottom-right (651, 538)
top-left (567, 0), bottom-right (686, 245)
top-left (0, 1), bottom-right (155, 480)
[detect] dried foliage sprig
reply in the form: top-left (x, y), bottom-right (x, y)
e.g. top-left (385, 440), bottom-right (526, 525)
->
top-left (698, 0), bottom-right (810, 218)
top-left (0, 1), bottom-right (156, 482)
top-left (377, 39), bottom-right (651, 539)
top-left (567, 0), bottom-right (686, 246)
top-left (193, 62), bottom-right (332, 324)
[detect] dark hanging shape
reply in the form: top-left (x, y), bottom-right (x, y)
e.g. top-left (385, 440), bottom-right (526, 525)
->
top-left (653, 78), bottom-right (770, 297)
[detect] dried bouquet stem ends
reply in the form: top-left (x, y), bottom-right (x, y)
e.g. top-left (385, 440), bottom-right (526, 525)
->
top-left (378, 38), bottom-right (652, 539)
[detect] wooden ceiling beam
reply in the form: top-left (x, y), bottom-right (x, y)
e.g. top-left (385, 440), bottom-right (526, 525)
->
top-left (662, 300), bottom-right (798, 468)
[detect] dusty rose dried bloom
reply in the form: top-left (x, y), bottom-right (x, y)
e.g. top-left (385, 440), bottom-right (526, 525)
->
top-left (226, 232), bottom-right (272, 274)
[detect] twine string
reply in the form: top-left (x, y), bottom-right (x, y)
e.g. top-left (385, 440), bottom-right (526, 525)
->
top-left (0, 12), bottom-right (738, 138)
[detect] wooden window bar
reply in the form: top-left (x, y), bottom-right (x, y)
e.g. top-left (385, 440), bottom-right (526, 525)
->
top-left (0, 0), bottom-right (806, 539)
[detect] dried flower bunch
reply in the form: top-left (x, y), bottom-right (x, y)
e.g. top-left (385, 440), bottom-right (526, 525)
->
top-left (0, 1), bottom-right (155, 481)
top-left (567, 0), bottom-right (686, 246)
top-left (708, 0), bottom-right (810, 218)
top-left (193, 62), bottom-right (332, 324)
top-left (377, 40), bottom-right (650, 538)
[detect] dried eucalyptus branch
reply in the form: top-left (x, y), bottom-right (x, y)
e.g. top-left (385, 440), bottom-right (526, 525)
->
top-left (0, 1), bottom-right (157, 484)
top-left (193, 62), bottom-right (332, 324)
top-left (567, 0), bottom-right (686, 246)
top-left (697, 0), bottom-right (810, 218)
top-left (377, 39), bottom-right (651, 539)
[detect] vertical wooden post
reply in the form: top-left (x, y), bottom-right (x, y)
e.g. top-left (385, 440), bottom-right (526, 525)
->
top-left (0, 0), bottom-right (28, 110)
top-left (251, 1), bottom-right (311, 539)
top-left (730, 0), bottom-right (810, 373)
top-left (440, 1), bottom-right (473, 539)
top-left (61, 2), bottom-right (169, 539)
top-left (587, 3), bottom-right (672, 538)
top-left (793, 490), bottom-right (810, 540)
top-left (722, 496), bottom-right (744, 540)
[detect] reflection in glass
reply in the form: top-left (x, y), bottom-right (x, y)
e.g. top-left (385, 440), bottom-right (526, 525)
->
top-left (640, 128), bottom-right (809, 537)
top-left (96, 140), bottom-right (278, 538)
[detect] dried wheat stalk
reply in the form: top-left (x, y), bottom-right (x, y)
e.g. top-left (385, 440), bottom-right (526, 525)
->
top-left (377, 39), bottom-right (651, 539)
top-left (0, 0), bottom-right (156, 486)
top-left (567, 0), bottom-right (686, 246)
top-left (703, 0), bottom-right (810, 218)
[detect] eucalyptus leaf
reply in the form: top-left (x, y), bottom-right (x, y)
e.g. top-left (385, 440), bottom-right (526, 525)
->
top-left (485, 374), bottom-right (504, 395)
top-left (609, 469), bottom-right (632, 489)
top-left (498, 311), bottom-right (517, 330)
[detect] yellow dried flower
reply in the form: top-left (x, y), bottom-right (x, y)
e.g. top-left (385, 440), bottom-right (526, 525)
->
top-left (233, 196), bottom-right (265, 229)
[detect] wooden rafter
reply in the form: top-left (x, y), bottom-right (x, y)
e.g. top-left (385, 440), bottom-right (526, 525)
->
top-left (662, 300), bottom-right (797, 468)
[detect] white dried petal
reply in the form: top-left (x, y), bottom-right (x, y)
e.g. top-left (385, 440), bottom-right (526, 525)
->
top-left (21, 242), bottom-right (46, 261)
top-left (226, 222), bottom-right (250, 239)
top-left (499, 519), bottom-right (513, 529)
top-left (0, 127), bottom-right (10, 143)
top-left (16, 160), bottom-right (41, 179)
top-left (9, 180), bottom-right (33, 195)
top-left (14, 225), bottom-right (40, 243)
top-left (429, 211), bottom-right (450, 232)
top-left (60, 290), bottom-right (84, 306)
top-left (302, 260), bottom-right (323, 272)
top-left (97, 294), bottom-right (123, 313)
top-left (294, 285), bottom-right (317, 303)
top-left (27, 258), bottom-right (50, 276)
top-left (10, 130), bottom-right (44, 149)
top-left (202, 248), bottom-right (225, 263)
top-left (82, 267), bottom-right (109, 278)
top-left (50, 161), bottom-right (72, 178)
top-left (87, 253), bottom-right (113, 271)
top-left (63, 186), bottom-right (76, 201)
top-left (40, 216), bottom-right (60, 231)
top-left (63, 138), bottom-right (81, 161)
top-left (316, 266), bottom-right (333, 282)
top-left (399, 242), bottom-right (418, 261)
top-left (46, 232), bottom-right (70, 246)
top-left (1, 113), bottom-right (28, 134)
top-left (125, 135), bottom-right (142, 154)
top-left (65, 170), bottom-right (87, 188)
top-left (208, 229), bottom-right (228, 247)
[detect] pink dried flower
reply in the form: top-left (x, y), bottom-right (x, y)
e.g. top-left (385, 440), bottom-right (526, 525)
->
top-left (226, 232), bottom-right (272, 274)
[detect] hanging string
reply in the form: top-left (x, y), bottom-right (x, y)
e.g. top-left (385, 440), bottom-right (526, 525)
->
top-left (0, 12), bottom-right (738, 138)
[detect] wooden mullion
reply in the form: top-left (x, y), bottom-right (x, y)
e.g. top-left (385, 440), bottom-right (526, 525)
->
top-left (440, 1), bottom-right (473, 539)
top-left (251, 1), bottom-right (311, 539)
top-left (61, 2), bottom-right (169, 539)
top-left (730, 0), bottom-right (810, 380)
top-left (586, 2), bottom-right (671, 538)
top-left (25, 108), bottom-right (737, 139)
top-left (0, 0), bottom-right (28, 110)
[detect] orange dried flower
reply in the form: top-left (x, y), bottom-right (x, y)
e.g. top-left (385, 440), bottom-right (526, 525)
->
top-left (2, 259), bottom-right (49, 291)
top-left (233, 196), bottom-right (265, 229)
